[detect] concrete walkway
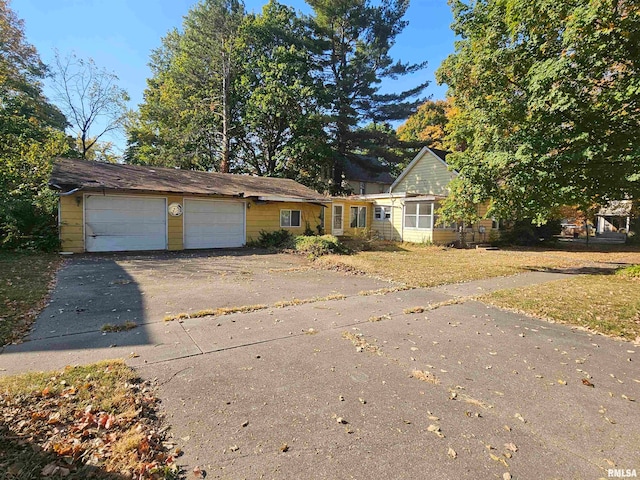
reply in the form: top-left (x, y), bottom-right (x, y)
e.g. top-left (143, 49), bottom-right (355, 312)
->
top-left (1, 265), bottom-right (638, 479)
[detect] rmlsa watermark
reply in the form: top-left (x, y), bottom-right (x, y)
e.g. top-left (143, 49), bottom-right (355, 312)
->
top-left (608, 469), bottom-right (638, 478)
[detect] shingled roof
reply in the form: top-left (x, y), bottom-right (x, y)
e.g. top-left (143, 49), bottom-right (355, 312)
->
top-left (343, 154), bottom-right (395, 185)
top-left (49, 158), bottom-right (327, 202)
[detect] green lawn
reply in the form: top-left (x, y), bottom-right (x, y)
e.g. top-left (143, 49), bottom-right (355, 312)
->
top-left (0, 252), bottom-right (61, 346)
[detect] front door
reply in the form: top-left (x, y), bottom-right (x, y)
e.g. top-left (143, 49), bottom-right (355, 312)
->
top-left (333, 204), bottom-right (344, 236)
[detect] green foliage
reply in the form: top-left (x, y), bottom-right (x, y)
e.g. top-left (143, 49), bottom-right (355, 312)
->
top-left (126, 1), bottom-right (245, 172)
top-left (250, 229), bottom-right (294, 249)
top-left (294, 234), bottom-right (348, 257)
top-left (499, 219), bottom-right (561, 246)
top-left (437, 0), bottom-right (640, 223)
top-left (127, 0), bottom-right (427, 194)
top-left (0, 2), bottom-right (72, 251)
top-left (616, 265), bottom-right (640, 279)
top-left (235, 1), bottom-right (331, 186)
top-left (308, 0), bottom-right (429, 193)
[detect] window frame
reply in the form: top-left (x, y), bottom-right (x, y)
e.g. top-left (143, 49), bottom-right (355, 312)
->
top-left (374, 206), bottom-right (392, 220)
top-left (280, 209), bottom-right (301, 228)
top-left (404, 202), bottom-right (433, 230)
top-left (350, 205), bottom-right (367, 228)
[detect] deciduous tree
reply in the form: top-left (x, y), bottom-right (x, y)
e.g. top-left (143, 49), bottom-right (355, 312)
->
top-left (437, 0), bottom-right (640, 224)
top-left (51, 51), bottom-right (129, 160)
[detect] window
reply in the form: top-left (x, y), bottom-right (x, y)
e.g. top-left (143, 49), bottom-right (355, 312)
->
top-left (492, 217), bottom-right (500, 229)
top-left (319, 207), bottom-right (325, 229)
top-left (280, 209), bottom-right (301, 227)
top-left (374, 206), bottom-right (391, 220)
top-left (350, 206), bottom-right (367, 228)
top-left (404, 202), bottom-right (433, 229)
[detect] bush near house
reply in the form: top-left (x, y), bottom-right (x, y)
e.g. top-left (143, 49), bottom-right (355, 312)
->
top-left (499, 219), bottom-right (562, 246)
top-left (294, 235), bottom-right (349, 258)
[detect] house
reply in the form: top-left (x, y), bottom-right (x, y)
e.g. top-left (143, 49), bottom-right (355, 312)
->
top-left (329, 147), bottom-right (497, 244)
top-left (595, 200), bottom-right (633, 236)
top-left (342, 154), bottom-right (394, 195)
top-left (50, 158), bottom-right (327, 253)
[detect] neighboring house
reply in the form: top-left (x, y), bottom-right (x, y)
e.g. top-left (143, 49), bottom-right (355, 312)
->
top-left (50, 158), bottom-right (326, 253)
top-left (329, 147), bottom-right (497, 244)
top-left (342, 154), bottom-right (394, 195)
top-left (595, 200), bottom-right (633, 235)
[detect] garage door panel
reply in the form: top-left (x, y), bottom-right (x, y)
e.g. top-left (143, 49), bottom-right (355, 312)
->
top-left (85, 196), bottom-right (167, 252)
top-left (184, 200), bottom-right (245, 249)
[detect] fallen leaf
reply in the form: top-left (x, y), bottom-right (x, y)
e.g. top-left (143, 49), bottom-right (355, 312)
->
top-left (557, 379), bottom-right (567, 385)
top-left (504, 443), bottom-right (518, 452)
top-left (514, 413), bottom-right (526, 423)
top-left (280, 443), bottom-right (289, 452)
top-left (448, 447), bottom-right (457, 459)
top-left (503, 473), bottom-right (512, 480)
top-left (41, 463), bottom-right (58, 476)
top-left (582, 378), bottom-right (594, 387)
top-left (193, 466), bottom-right (203, 478)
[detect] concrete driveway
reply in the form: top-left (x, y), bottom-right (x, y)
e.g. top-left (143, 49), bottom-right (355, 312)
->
top-left (1, 250), bottom-right (638, 479)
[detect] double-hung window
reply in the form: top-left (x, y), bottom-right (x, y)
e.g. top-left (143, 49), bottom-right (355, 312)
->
top-left (404, 202), bottom-right (433, 229)
top-left (374, 206), bottom-right (391, 220)
top-left (280, 209), bottom-right (301, 228)
top-left (350, 206), bottom-right (367, 228)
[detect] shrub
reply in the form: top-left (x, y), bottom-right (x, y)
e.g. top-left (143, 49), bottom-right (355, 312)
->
top-left (499, 219), bottom-right (561, 246)
top-left (294, 235), bottom-right (348, 258)
top-left (616, 265), bottom-right (640, 278)
top-left (249, 229), bottom-right (294, 249)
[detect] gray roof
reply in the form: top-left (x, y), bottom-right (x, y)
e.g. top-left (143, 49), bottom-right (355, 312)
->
top-left (597, 200), bottom-right (633, 216)
top-left (343, 154), bottom-right (394, 185)
top-left (49, 158), bottom-right (327, 202)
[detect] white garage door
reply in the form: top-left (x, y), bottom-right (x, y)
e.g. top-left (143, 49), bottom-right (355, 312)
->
top-left (85, 196), bottom-right (167, 252)
top-left (184, 199), bottom-right (245, 249)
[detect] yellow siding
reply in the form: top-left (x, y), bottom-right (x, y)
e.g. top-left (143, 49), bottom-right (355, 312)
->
top-left (370, 198), bottom-right (402, 241)
top-left (346, 180), bottom-right (390, 195)
top-left (59, 194), bottom-right (84, 252)
top-left (167, 195), bottom-right (183, 250)
top-left (246, 201), bottom-right (323, 241)
top-left (393, 150), bottom-right (456, 195)
top-left (330, 199), bottom-right (373, 237)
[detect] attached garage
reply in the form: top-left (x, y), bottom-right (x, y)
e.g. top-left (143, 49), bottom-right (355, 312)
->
top-left (51, 158), bottom-right (327, 253)
top-left (84, 195), bottom-right (167, 252)
top-left (183, 199), bottom-right (245, 249)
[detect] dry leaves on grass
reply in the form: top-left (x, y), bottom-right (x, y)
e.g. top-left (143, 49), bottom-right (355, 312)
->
top-left (0, 361), bottom-right (179, 479)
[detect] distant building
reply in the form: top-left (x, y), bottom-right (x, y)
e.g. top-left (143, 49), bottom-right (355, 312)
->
top-left (342, 154), bottom-right (395, 195)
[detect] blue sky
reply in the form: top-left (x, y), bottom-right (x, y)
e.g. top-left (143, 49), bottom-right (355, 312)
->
top-left (13, 0), bottom-right (455, 151)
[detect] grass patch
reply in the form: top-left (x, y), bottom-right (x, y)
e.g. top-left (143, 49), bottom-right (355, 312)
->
top-left (0, 360), bottom-right (179, 479)
top-left (0, 252), bottom-right (61, 346)
top-left (484, 274), bottom-right (640, 340)
top-left (101, 321), bottom-right (137, 333)
top-left (410, 370), bottom-right (440, 384)
top-left (341, 331), bottom-right (381, 355)
top-left (403, 306), bottom-right (425, 314)
top-left (358, 286), bottom-right (413, 296)
top-left (315, 243), bottom-right (640, 288)
top-left (616, 264), bottom-right (640, 278)
top-left (164, 294), bottom-right (347, 322)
